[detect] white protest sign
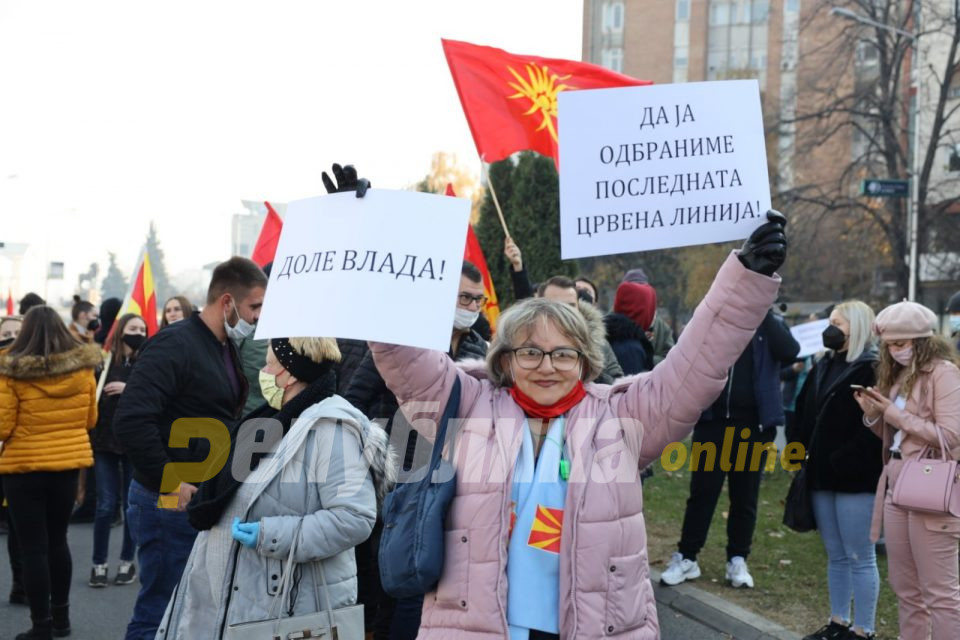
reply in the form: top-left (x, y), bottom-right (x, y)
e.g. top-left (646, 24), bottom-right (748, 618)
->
top-left (255, 189), bottom-right (471, 352)
top-left (557, 79), bottom-right (771, 259)
top-left (790, 318), bottom-right (830, 359)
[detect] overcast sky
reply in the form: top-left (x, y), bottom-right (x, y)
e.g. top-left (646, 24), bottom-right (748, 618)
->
top-left (0, 0), bottom-right (583, 299)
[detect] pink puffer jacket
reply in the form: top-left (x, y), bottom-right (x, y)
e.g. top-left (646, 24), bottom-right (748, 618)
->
top-left (371, 253), bottom-right (780, 639)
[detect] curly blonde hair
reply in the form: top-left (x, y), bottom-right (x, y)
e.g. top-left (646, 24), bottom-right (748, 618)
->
top-left (875, 334), bottom-right (960, 396)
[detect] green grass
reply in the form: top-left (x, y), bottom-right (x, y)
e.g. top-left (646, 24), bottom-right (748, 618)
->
top-left (641, 448), bottom-right (900, 639)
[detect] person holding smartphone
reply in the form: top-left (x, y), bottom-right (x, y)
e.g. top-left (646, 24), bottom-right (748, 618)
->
top-left (854, 300), bottom-right (960, 640)
top-left (794, 301), bottom-right (883, 640)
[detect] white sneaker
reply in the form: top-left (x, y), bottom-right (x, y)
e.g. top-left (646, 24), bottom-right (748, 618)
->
top-left (725, 556), bottom-right (754, 588)
top-left (660, 552), bottom-right (701, 586)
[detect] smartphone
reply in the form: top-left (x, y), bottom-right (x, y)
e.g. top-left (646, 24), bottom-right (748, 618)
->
top-left (850, 384), bottom-right (866, 391)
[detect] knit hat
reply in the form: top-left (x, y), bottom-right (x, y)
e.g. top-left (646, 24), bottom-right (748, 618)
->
top-left (621, 268), bottom-right (650, 285)
top-left (874, 300), bottom-right (938, 340)
top-left (613, 282), bottom-right (657, 331)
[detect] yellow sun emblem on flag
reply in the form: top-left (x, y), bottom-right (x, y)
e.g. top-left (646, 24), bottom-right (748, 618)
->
top-left (507, 64), bottom-right (576, 143)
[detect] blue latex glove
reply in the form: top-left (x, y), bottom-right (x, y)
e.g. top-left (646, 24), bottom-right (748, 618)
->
top-left (231, 517), bottom-right (259, 549)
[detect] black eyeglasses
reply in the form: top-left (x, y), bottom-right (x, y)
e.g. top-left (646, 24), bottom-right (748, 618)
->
top-left (458, 293), bottom-right (488, 308)
top-left (511, 347), bottom-right (582, 371)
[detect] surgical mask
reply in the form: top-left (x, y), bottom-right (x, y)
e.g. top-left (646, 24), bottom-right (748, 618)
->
top-left (224, 301), bottom-right (255, 341)
top-left (86, 318), bottom-right (101, 332)
top-left (889, 346), bottom-right (914, 367)
top-left (0, 337), bottom-right (13, 350)
top-left (821, 325), bottom-right (847, 351)
top-left (950, 315), bottom-right (960, 334)
top-left (122, 334), bottom-right (146, 352)
top-left (453, 307), bottom-right (480, 331)
top-left (258, 370), bottom-right (285, 410)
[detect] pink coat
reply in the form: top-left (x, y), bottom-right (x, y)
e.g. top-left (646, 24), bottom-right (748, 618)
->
top-left (371, 253), bottom-right (780, 639)
top-left (867, 358), bottom-right (960, 541)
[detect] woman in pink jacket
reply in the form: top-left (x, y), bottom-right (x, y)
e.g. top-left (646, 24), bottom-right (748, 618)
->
top-left (855, 301), bottom-right (960, 640)
top-left (371, 213), bottom-right (786, 639)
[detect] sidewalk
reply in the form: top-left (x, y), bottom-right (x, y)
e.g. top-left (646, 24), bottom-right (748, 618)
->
top-left (651, 568), bottom-right (801, 640)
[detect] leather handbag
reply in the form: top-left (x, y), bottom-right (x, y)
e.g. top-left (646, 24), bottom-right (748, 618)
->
top-left (378, 377), bottom-right (461, 598)
top-left (891, 424), bottom-right (960, 517)
top-left (783, 464), bottom-right (816, 532)
top-left (226, 523), bottom-right (364, 640)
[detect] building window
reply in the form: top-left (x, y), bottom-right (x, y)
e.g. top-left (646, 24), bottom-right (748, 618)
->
top-left (786, 0), bottom-right (799, 12)
top-left (675, 47), bottom-right (689, 69)
top-left (710, 1), bottom-right (730, 26)
top-left (857, 41), bottom-right (879, 66)
top-left (752, 0), bottom-right (770, 23)
top-left (601, 47), bottom-right (624, 73)
top-left (603, 1), bottom-right (625, 32)
top-left (950, 145), bottom-right (960, 172)
top-left (676, 0), bottom-right (690, 21)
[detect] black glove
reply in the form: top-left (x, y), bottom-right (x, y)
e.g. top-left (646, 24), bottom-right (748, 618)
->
top-left (738, 210), bottom-right (787, 276)
top-left (321, 163), bottom-right (371, 198)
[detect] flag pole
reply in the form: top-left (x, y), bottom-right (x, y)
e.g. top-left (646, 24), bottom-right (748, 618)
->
top-left (95, 352), bottom-right (112, 403)
top-left (480, 158), bottom-right (511, 239)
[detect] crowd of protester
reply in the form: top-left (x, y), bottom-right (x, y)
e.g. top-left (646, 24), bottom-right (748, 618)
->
top-left (0, 173), bottom-right (958, 640)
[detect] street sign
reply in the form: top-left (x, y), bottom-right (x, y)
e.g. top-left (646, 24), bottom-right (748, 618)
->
top-left (860, 178), bottom-right (909, 197)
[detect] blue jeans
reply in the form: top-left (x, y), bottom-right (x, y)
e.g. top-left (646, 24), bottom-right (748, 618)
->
top-left (124, 480), bottom-right (197, 640)
top-left (92, 452), bottom-right (135, 565)
top-left (811, 491), bottom-right (879, 634)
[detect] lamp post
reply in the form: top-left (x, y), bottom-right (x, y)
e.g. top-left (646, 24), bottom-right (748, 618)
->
top-left (830, 6), bottom-right (921, 301)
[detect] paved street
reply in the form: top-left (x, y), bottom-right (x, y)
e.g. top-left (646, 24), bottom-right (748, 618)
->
top-left (0, 522), bottom-right (726, 639)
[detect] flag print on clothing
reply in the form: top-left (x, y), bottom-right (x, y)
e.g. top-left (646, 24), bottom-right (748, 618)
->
top-left (527, 505), bottom-right (563, 553)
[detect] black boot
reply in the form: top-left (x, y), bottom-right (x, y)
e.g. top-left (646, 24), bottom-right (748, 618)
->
top-left (15, 617), bottom-right (53, 640)
top-left (51, 604), bottom-right (70, 637)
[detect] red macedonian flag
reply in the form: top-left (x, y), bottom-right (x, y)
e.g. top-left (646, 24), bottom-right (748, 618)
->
top-left (446, 184), bottom-right (500, 329)
top-left (442, 38), bottom-right (651, 164)
top-left (527, 504), bottom-right (564, 553)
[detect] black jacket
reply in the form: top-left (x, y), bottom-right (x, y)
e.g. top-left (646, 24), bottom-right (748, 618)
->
top-left (113, 314), bottom-right (248, 492)
top-left (604, 312), bottom-right (655, 375)
top-left (701, 311), bottom-right (800, 428)
top-left (335, 338), bottom-right (369, 396)
top-left (91, 354), bottom-right (137, 455)
top-left (793, 349), bottom-right (883, 493)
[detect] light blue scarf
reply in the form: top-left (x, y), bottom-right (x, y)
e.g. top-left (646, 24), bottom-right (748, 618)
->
top-left (507, 417), bottom-right (568, 639)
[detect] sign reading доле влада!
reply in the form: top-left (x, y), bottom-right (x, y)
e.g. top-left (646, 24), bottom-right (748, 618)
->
top-left (557, 79), bottom-right (772, 259)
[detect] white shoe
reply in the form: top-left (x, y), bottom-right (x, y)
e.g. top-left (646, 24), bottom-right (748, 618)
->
top-left (725, 556), bottom-right (754, 588)
top-left (660, 552), bottom-right (701, 586)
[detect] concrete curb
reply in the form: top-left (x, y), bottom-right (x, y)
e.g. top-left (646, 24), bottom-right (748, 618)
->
top-left (650, 568), bottom-right (801, 640)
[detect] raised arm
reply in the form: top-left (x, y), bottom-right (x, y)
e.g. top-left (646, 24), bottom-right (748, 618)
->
top-left (368, 342), bottom-right (484, 439)
top-left (616, 252), bottom-right (780, 467)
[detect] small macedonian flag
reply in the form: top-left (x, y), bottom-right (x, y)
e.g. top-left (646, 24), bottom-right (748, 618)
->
top-left (527, 505), bottom-right (564, 554)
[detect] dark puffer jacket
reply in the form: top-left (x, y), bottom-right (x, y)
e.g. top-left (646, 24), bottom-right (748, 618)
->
top-left (336, 338), bottom-right (369, 396)
top-left (604, 312), bottom-right (655, 375)
top-left (793, 349), bottom-right (883, 493)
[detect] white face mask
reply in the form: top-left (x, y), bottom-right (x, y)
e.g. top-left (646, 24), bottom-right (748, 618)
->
top-left (224, 300), bottom-right (255, 341)
top-left (889, 346), bottom-right (913, 367)
top-left (453, 307), bottom-right (480, 331)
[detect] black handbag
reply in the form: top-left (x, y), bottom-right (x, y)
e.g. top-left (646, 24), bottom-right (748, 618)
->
top-left (783, 464), bottom-right (816, 532)
top-left (378, 377), bottom-right (461, 598)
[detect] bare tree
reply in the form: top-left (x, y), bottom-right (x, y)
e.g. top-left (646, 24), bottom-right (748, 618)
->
top-left (778, 0), bottom-right (959, 302)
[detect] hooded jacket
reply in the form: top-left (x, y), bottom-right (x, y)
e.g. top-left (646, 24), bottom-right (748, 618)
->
top-left (578, 301), bottom-right (624, 384)
top-left (0, 343), bottom-right (101, 473)
top-left (157, 396), bottom-right (395, 639)
top-left (370, 253), bottom-right (779, 639)
top-left (604, 312), bottom-right (655, 375)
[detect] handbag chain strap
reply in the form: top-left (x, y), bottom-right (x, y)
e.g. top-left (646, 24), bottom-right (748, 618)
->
top-left (270, 522), bottom-right (338, 639)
